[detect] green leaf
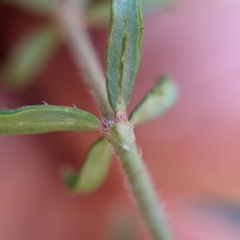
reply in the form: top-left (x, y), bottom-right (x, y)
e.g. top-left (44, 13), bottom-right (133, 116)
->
top-left (105, 0), bottom-right (142, 112)
top-left (3, 26), bottom-right (59, 90)
top-left (129, 75), bottom-right (177, 125)
top-left (0, 105), bottom-right (99, 135)
top-left (64, 137), bottom-right (112, 193)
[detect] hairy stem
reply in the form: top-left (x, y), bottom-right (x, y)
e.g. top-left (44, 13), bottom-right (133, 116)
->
top-left (55, 1), bottom-right (173, 239)
top-left (54, 0), bottom-right (113, 119)
top-left (106, 121), bottom-right (173, 240)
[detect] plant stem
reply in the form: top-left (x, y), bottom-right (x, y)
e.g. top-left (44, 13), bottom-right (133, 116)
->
top-left (106, 121), bottom-right (173, 240)
top-left (53, 0), bottom-right (113, 119)
top-left (55, 1), bottom-right (173, 239)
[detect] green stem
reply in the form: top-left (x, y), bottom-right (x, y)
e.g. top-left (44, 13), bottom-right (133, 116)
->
top-left (55, 1), bottom-right (173, 239)
top-left (53, 0), bottom-right (113, 119)
top-left (106, 121), bottom-right (173, 240)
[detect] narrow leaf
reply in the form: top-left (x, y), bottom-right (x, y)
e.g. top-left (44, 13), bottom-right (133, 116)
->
top-left (0, 105), bottom-right (99, 135)
top-left (3, 26), bottom-right (59, 90)
top-left (129, 75), bottom-right (177, 125)
top-left (64, 137), bottom-right (112, 193)
top-left (105, 0), bottom-right (142, 112)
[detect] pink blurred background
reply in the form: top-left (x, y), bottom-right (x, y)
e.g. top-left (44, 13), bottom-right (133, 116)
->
top-left (1, 0), bottom-right (240, 239)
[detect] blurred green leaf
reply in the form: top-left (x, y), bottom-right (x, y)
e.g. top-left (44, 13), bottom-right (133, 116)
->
top-left (105, 0), bottom-right (142, 112)
top-left (64, 137), bottom-right (112, 193)
top-left (0, 105), bottom-right (100, 135)
top-left (3, 26), bottom-right (59, 90)
top-left (129, 75), bottom-right (177, 125)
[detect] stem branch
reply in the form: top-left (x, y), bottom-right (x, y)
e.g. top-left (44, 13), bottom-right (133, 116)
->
top-left (54, 0), bottom-right (113, 118)
top-left (55, 1), bottom-right (173, 239)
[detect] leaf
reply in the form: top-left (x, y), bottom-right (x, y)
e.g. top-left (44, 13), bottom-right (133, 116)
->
top-left (3, 26), bottom-right (59, 90)
top-left (129, 75), bottom-right (177, 125)
top-left (64, 137), bottom-right (112, 193)
top-left (105, 0), bottom-right (143, 112)
top-left (0, 105), bottom-right (100, 135)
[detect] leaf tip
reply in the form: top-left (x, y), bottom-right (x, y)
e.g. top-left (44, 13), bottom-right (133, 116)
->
top-left (61, 167), bottom-right (78, 191)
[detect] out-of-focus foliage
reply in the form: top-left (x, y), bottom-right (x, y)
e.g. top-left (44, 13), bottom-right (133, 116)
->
top-left (1, 0), bottom-right (173, 90)
top-left (3, 26), bottom-right (59, 90)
